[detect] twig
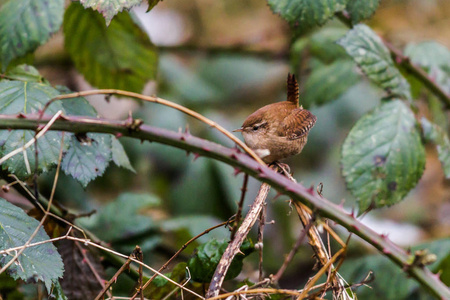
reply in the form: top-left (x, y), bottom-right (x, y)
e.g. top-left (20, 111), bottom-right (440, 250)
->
top-left (0, 110), bottom-right (63, 165)
top-left (135, 246), bottom-right (144, 300)
top-left (0, 131), bottom-right (65, 275)
top-left (206, 182), bottom-right (271, 298)
top-left (40, 90), bottom-right (265, 165)
top-left (280, 166), bottom-right (353, 300)
top-left (94, 256), bottom-right (132, 300)
top-left (95, 246), bottom-right (143, 300)
top-left (75, 241), bottom-right (112, 299)
top-left (231, 173), bottom-right (249, 240)
top-left (0, 228), bottom-right (204, 298)
top-left (129, 219), bottom-right (234, 300)
top-left (161, 267), bottom-right (191, 300)
top-left (297, 248), bottom-right (346, 300)
top-left (207, 285), bottom-right (327, 300)
top-left (257, 203), bottom-right (266, 282)
top-left (65, 236), bottom-right (204, 299)
top-left (3, 174), bottom-right (89, 239)
top-left (1, 114), bottom-right (449, 299)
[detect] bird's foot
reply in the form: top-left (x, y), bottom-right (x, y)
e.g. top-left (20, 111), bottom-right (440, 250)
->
top-left (271, 162), bottom-right (291, 176)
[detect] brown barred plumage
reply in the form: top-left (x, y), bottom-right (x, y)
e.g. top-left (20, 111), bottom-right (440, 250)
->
top-left (236, 74), bottom-right (317, 163)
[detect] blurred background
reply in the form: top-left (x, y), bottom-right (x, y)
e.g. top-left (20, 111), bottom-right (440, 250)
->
top-left (7, 0), bottom-right (448, 295)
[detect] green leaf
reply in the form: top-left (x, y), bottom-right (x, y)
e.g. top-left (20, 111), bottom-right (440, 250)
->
top-left (51, 282), bottom-right (68, 300)
top-left (267, 0), bottom-right (348, 31)
top-left (345, 0), bottom-right (380, 24)
top-left (405, 41), bottom-right (450, 70)
top-left (421, 118), bottom-right (450, 179)
top-left (111, 137), bottom-right (136, 173)
top-left (63, 2), bottom-right (158, 93)
top-left (309, 27), bottom-right (349, 63)
top-left (338, 24), bottom-right (412, 100)
top-left (428, 95), bottom-right (448, 132)
top-left (61, 133), bottom-right (112, 187)
top-left (0, 0), bottom-right (64, 70)
top-left (78, 193), bottom-right (160, 242)
top-left (303, 60), bottom-right (359, 106)
top-left (147, 0), bottom-right (162, 12)
top-left (187, 239), bottom-right (254, 283)
top-left (58, 86), bottom-right (131, 186)
top-left (4, 64), bottom-right (48, 83)
top-left (404, 41), bottom-right (450, 95)
top-left (0, 198), bottom-right (64, 292)
top-left (341, 100), bottom-right (425, 211)
top-left (0, 81), bottom-right (67, 178)
top-left (80, 0), bottom-right (143, 25)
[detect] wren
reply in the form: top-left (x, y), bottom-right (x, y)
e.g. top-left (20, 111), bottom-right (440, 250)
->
top-left (235, 74), bottom-right (317, 164)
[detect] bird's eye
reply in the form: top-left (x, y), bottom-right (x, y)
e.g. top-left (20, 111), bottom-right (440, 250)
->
top-left (252, 125), bottom-right (260, 131)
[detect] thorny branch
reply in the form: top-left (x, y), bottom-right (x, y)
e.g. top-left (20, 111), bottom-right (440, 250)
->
top-left (0, 114), bottom-right (449, 299)
top-left (41, 89), bottom-right (266, 165)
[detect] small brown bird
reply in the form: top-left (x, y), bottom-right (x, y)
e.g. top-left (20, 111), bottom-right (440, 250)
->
top-left (235, 74), bottom-right (317, 164)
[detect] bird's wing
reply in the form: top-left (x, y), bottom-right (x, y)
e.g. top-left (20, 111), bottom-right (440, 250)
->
top-left (280, 108), bottom-right (317, 140)
top-left (286, 73), bottom-right (299, 106)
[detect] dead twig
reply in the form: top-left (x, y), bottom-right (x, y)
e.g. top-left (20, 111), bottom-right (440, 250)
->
top-left (129, 219), bottom-right (234, 300)
top-left (231, 173), bottom-right (249, 240)
top-left (94, 246), bottom-right (143, 300)
top-left (206, 182), bottom-right (271, 298)
top-left (257, 203), bottom-right (266, 282)
top-left (297, 248), bottom-right (346, 300)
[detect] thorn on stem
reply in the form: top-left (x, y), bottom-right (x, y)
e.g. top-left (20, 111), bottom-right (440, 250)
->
top-left (125, 114), bottom-right (143, 132)
top-left (272, 191), bottom-right (283, 200)
top-left (306, 185), bottom-right (314, 195)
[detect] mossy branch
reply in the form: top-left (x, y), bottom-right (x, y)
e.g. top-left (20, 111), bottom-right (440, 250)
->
top-left (0, 113), bottom-right (448, 299)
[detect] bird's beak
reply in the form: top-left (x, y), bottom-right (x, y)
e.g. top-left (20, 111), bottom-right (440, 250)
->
top-left (233, 128), bottom-right (243, 132)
